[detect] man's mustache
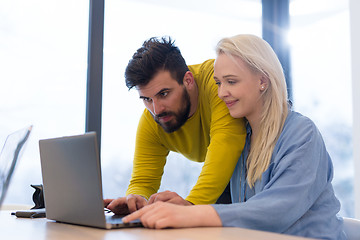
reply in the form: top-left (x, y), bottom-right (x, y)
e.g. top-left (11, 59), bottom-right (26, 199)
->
top-left (155, 112), bottom-right (173, 119)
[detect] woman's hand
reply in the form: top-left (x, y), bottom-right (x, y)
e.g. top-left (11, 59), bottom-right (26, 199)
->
top-left (122, 201), bottom-right (222, 229)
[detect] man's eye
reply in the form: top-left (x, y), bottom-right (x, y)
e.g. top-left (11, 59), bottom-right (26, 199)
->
top-left (143, 98), bottom-right (152, 103)
top-left (160, 92), bottom-right (168, 97)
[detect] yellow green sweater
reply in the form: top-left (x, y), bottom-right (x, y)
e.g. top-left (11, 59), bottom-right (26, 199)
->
top-left (126, 59), bottom-right (246, 204)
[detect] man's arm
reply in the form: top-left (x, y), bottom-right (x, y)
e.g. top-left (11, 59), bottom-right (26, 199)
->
top-left (126, 110), bottom-right (169, 199)
top-left (186, 114), bottom-right (246, 204)
top-left (186, 59), bottom-right (246, 204)
top-left (106, 111), bottom-right (169, 215)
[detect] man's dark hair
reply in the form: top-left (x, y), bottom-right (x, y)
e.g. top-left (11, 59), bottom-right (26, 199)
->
top-left (125, 36), bottom-right (189, 90)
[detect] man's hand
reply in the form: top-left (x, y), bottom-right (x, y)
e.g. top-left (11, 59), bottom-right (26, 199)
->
top-left (148, 190), bottom-right (193, 205)
top-left (104, 194), bottom-right (148, 215)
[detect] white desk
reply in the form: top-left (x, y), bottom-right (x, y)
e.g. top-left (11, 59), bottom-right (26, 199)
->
top-left (1, 210), bottom-right (314, 240)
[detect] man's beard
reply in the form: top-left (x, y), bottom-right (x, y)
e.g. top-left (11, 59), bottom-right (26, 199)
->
top-left (154, 88), bottom-right (191, 133)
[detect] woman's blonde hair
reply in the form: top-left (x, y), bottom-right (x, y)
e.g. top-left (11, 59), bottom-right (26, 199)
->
top-left (216, 34), bottom-right (289, 187)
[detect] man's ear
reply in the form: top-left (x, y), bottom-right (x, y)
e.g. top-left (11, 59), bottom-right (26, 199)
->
top-left (183, 71), bottom-right (195, 87)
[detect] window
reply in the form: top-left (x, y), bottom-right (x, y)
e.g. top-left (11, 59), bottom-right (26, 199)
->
top-left (101, 0), bottom-right (262, 199)
top-left (0, 0), bottom-right (88, 206)
top-left (3, 1), bottom-right (352, 217)
top-left (289, 0), bottom-right (353, 217)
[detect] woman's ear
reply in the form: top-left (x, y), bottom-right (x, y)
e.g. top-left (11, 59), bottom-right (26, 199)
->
top-left (259, 75), bottom-right (269, 91)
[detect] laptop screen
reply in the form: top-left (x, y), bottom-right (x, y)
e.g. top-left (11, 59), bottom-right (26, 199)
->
top-left (0, 126), bottom-right (32, 207)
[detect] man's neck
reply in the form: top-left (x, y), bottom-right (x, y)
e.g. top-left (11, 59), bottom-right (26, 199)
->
top-left (188, 81), bottom-right (199, 118)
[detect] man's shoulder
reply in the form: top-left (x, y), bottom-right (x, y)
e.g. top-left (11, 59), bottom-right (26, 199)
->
top-left (139, 109), bottom-right (158, 129)
top-left (188, 59), bottom-right (216, 92)
top-left (188, 59), bottom-right (215, 76)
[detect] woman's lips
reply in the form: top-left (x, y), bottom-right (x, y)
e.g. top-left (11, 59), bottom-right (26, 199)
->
top-left (225, 100), bottom-right (237, 108)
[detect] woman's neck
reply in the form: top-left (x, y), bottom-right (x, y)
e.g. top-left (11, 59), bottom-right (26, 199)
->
top-left (247, 115), bottom-right (261, 142)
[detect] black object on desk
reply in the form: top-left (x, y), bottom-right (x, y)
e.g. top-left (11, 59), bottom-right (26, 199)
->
top-left (11, 184), bottom-right (46, 218)
top-left (30, 184), bottom-right (45, 209)
top-left (13, 208), bottom-right (46, 218)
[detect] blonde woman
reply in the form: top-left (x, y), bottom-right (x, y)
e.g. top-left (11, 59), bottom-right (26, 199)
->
top-left (123, 34), bottom-right (346, 240)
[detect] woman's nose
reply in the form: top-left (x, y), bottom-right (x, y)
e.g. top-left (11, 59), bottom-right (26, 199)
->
top-left (218, 85), bottom-right (229, 99)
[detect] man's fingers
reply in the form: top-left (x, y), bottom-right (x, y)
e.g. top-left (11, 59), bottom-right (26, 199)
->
top-left (104, 197), bottom-right (131, 215)
top-left (148, 192), bottom-right (167, 204)
top-left (167, 196), bottom-right (193, 206)
top-left (106, 197), bottom-right (125, 209)
top-left (148, 191), bottom-right (175, 204)
top-left (148, 194), bottom-right (156, 204)
top-left (136, 196), bottom-right (147, 210)
top-left (103, 198), bottom-right (114, 207)
top-left (106, 199), bottom-right (117, 209)
top-left (127, 197), bottom-right (138, 213)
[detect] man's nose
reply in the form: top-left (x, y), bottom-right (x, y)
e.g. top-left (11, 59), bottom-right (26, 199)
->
top-left (152, 100), bottom-right (165, 115)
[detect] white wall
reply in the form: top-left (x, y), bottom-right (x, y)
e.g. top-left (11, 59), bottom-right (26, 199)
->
top-left (349, 0), bottom-right (360, 219)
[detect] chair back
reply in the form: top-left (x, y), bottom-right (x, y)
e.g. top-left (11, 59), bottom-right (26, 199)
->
top-left (343, 217), bottom-right (360, 240)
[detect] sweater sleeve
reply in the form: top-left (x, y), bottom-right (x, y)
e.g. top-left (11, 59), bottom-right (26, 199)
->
top-left (125, 110), bottom-right (169, 199)
top-left (186, 60), bottom-right (247, 204)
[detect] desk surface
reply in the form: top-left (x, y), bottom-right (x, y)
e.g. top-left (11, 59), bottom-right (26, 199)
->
top-left (1, 210), bottom-right (314, 240)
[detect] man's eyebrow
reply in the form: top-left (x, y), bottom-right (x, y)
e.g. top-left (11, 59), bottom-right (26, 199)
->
top-left (156, 88), bottom-right (171, 95)
top-left (139, 88), bottom-right (171, 100)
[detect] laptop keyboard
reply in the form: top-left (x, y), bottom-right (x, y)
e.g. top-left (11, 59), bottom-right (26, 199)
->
top-left (105, 214), bottom-right (124, 224)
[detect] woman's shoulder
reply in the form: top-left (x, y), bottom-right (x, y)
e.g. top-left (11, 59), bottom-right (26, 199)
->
top-left (276, 110), bottom-right (322, 150)
top-left (283, 110), bottom-right (318, 135)
top-left (271, 110), bottom-right (328, 168)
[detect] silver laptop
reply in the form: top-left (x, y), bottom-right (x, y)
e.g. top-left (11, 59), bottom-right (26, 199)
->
top-left (0, 125), bottom-right (32, 208)
top-left (39, 132), bottom-right (142, 229)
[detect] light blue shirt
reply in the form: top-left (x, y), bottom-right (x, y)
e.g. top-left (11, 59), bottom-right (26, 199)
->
top-left (212, 110), bottom-right (346, 239)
